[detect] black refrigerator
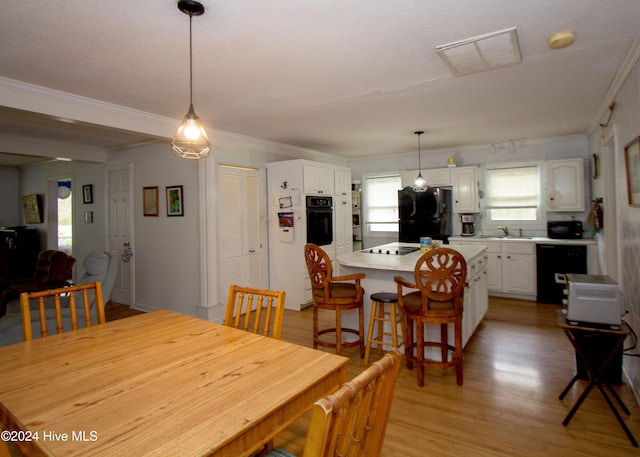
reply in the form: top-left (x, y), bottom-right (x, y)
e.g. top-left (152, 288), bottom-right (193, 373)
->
top-left (398, 187), bottom-right (452, 242)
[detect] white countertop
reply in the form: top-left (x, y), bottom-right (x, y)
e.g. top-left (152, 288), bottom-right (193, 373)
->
top-left (449, 236), bottom-right (596, 246)
top-left (337, 242), bottom-right (487, 272)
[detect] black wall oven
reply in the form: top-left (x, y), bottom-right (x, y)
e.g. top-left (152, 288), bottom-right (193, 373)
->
top-left (306, 196), bottom-right (333, 246)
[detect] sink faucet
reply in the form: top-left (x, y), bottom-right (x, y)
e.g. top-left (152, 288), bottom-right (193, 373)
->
top-left (498, 226), bottom-right (509, 236)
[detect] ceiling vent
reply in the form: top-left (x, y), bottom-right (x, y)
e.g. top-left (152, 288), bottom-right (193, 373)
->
top-left (436, 27), bottom-right (522, 77)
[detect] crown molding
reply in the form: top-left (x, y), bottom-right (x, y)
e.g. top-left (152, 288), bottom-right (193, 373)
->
top-left (0, 76), bottom-right (343, 163)
top-left (589, 31), bottom-right (640, 135)
top-left (0, 77), bottom-right (178, 139)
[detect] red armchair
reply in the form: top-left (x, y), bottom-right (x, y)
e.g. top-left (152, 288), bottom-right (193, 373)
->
top-left (0, 250), bottom-right (74, 317)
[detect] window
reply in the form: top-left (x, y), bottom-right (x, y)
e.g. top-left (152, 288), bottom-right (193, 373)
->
top-left (485, 165), bottom-right (540, 222)
top-left (363, 175), bottom-right (401, 234)
top-left (57, 181), bottom-right (73, 255)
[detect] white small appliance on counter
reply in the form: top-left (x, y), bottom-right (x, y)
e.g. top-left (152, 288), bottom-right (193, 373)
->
top-left (565, 273), bottom-right (626, 328)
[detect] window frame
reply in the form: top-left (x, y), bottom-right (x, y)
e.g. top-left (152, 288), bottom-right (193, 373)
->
top-left (481, 162), bottom-right (545, 230)
top-left (362, 172), bottom-right (402, 238)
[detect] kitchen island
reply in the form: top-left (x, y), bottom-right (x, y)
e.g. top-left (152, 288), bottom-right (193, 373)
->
top-left (336, 242), bottom-right (488, 350)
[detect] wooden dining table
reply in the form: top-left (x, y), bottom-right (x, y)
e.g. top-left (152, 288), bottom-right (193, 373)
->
top-left (0, 310), bottom-right (349, 457)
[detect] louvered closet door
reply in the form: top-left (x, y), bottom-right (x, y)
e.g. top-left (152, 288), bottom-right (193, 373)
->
top-left (219, 167), bottom-right (264, 301)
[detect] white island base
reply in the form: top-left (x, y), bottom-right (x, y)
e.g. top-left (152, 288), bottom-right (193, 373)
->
top-left (335, 243), bottom-right (489, 358)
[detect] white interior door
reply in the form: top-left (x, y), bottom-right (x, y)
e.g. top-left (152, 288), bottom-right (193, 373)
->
top-left (218, 166), bottom-right (266, 300)
top-left (107, 166), bottom-right (134, 306)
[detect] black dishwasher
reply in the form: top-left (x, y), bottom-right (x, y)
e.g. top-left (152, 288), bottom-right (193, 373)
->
top-left (536, 244), bottom-right (587, 304)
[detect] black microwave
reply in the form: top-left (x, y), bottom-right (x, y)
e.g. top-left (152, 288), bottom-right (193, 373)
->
top-left (547, 221), bottom-right (583, 239)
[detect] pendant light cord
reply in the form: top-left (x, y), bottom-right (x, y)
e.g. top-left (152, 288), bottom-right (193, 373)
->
top-left (417, 133), bottom-right (422, 172)
top-left (189, 11), bottom-right (194, 106)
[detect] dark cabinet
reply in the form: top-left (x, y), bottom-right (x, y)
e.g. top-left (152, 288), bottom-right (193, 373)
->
top-left (0, 228), bottom-right (40, 280)
top-left (536, 244), bottom-right (587, 304)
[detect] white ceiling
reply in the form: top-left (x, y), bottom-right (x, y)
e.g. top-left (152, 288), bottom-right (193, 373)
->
top-left (0, 0), bottom-right (639, 164)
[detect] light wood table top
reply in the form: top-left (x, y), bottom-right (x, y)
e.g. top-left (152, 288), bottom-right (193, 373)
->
top-left (0, 310), bottom-right (348, 457)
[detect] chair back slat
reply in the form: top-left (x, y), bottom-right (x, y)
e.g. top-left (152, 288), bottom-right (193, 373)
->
top-left (20, 281), bottom-right (106, 341)
top-left (224, 285), bottom-right (286, 339)
top-left (413, 248), bottom-right (467, 312)
top-left (302, 349), bottom-right (401, 457)
top-left (304, 243), bottom-right (333, 297)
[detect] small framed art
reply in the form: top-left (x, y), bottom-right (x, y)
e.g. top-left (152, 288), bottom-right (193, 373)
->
top-left (143, 186), bottom-right (159, 216)
top-left (166, 185), bottom-right (184, 217)
top-left (83, 184), bottom-right (93, 204)
top-left (22, 194), bottom-right (43, 224)
top-left (624, 137), bottom-right (640, 206)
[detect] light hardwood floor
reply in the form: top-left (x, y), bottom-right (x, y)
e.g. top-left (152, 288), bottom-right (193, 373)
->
top-left (272, 297), bottom-right (640, 457)
top-left (106, 298), bottom-right (640, 456)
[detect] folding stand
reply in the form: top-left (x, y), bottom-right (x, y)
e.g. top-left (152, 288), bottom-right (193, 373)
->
top-left (558, 314), bottom-right (637, 447)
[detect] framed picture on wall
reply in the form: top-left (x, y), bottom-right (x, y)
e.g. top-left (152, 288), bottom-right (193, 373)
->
top-left (22, 194), bottom-right (42, 224)
top-left (83, 184), bottom-right (93, 204)
top-left (166, 185), bottom-right (184, 217)
top-left (143, 186), bottom-right (159, 216)
top-left (624, 137), bottom-right (640, 206)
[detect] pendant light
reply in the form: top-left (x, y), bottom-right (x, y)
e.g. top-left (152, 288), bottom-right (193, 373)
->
top-left (171, 0), bottom-right (211, 159)
top-left (413, 131), bottom-right (427, 192)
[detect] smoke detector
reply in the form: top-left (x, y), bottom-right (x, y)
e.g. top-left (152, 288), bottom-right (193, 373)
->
top-left (548, 30), bottom-right (575, 49)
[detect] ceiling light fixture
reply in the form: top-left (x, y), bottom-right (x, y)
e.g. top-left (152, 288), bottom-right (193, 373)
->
top-left (171, 0), bottom-right (210, 159)
top-left (413, 131), bottom-right (427, 192)
top-left (548, 30), bottom-right (575, 50)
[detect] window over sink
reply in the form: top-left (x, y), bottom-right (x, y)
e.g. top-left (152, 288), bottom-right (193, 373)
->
top-left (484, 165), bottom-right (541, 225)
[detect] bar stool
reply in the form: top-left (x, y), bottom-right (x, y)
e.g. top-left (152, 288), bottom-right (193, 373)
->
top-left (364, 292), bottom-right (404, 365)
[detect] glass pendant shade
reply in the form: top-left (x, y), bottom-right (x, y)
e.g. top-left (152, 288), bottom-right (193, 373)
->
top-left (171, 104), bottom-right (211, 159)
top-left (413, 130), bottom-right (427, 192)
top-left (172, 0), bottom-right (210, 159)
top-left (414, 172), bottom-right (426, 191)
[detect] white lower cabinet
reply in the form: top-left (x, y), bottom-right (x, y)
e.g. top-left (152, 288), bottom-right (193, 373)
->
top-left (502, 245), bottom-right (536, 295)
top-left (455, 240), bottom-right (536, 298)
top-left (462, 251), bottom-right (489, 346)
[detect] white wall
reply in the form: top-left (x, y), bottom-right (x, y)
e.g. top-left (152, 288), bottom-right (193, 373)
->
top-left (349, 134), bottom-right (589, 178)
top-left (0, 167), bottom-right (20, 227)
top-left (107, 144), bottom-right (201, 316)
top-left (106, 133), bottom-right (349, 319)
top-left (349, 134), bottom-right (591, 246)
top-left (591, 56), bottom-right (640, 397)
top-left (18, 159), bottom-right (106, 281)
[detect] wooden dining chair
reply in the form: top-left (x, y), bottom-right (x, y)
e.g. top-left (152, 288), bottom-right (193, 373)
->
top-left (394, 248), bottom-right (467, 386)
top-left (265, 348), bottom-right (401, 457)
top-left (20, 281), bottom-right (106, 341)
top-left (224, 285), bottom-right (286, 339)
top-left (304, 243), bottom-right (365, 357)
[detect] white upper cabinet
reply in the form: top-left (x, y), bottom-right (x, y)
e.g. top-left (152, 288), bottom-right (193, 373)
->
top-left (401, 168), bottom-right (452, 188)
top-left (451, 166), bottom-right (480, 213)
top-left (546, 158), bottom-right (585, 212)
top-left (423, 168), bottom-right (452, 187)
top-left (303, 163), bottom-right (335, 195)
top-left (334, 168), bottom-right (352, 196)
